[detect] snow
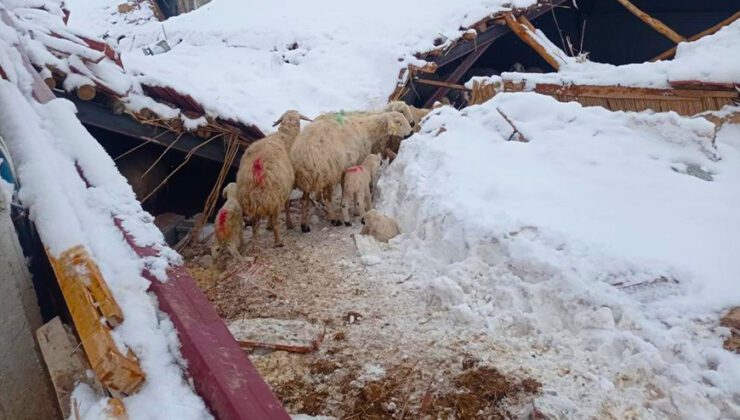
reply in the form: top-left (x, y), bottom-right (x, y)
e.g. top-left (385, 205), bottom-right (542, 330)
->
top-left (63, 0), bottom-right (538, 131)
top-left (376, 93), bottom-right (740, 418)
top-left (502, 20), bottom-right (740, 89)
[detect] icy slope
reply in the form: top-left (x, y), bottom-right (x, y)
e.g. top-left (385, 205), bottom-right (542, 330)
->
top-left (378, 93), bottom-right (740, 418)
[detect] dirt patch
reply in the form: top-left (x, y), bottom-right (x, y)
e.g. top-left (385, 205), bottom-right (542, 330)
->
top-left (720, 307), bottom-right (740, 353)
top-left (182, 202), bottom-right (544, 418)
top-left (422, 367), bottom-right (541, 419)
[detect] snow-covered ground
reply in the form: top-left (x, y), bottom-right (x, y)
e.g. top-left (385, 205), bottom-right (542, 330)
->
top-left (372, 93), bottom-right (740, 418)
top-left (63, 0), bottom-right (539, 131)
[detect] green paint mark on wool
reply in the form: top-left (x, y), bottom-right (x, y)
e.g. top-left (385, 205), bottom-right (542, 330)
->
top-left (335, 109), bottom-right (346, 125)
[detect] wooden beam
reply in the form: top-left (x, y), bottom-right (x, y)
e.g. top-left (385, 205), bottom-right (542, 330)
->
top-left (427, 0), bottom-right (567, 68)
top-left (414, 78), bottom-right (472, 92)
top-left (422, 39), bottom-right (493, 108)
top-left (652, 10), bottom-right (740, 62)
top-left (47, 245), bottom-right (145, 395)
top-left (503, 13), bottom-right (561, 71)
top-left (513, 82), bottom-right (739, 100)
top-left (614, 0), bottom-right (685, 44)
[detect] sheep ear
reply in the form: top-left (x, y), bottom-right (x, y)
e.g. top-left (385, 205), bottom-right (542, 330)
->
top-left (272, 116), bottom-right (284, 127)
top-left (299, 113), bottom-right (313, 122)
top-left (222, 186), bottom-right (229, 199)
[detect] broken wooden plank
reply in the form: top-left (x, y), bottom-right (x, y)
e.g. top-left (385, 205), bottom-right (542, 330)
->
top-left (414, 78), bottom-right (472, 92)
top-left (36, 317), bottom-right (106, 417)
top-left (503, 13), bottom-right (561, 71)
top-left (528, 83), bottom-right (739, 100)
top-left (47, 245), bottom-right (145, 394)
top-left (614, 0), bottom-right (685, 44)
top-left (652, 11), bottom-right (740, 62)
top-left (228, 318), bottom-right (324, 354)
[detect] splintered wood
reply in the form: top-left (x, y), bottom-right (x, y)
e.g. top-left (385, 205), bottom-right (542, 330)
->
top-left (47, 245), bottom-right (145, 394)
top-left (37, 317), bottom-right (106, 417)
top-left (228, 318), bottom-right (324, 354)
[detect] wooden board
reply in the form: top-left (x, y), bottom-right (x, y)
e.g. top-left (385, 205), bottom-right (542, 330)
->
top-left (228, 318), bottom-right (324, 354)
top-left (36, 317), bottom-right (105, 417)
top-left (47, 245), bottom-right (145, 394)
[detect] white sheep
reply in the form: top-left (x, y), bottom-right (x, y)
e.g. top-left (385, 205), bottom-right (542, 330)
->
top-left (211, 182), bottom-right (244, 260)
top-left (236, 110), bottom-right (311, 250)
top-left (290, 111), bottom-right (412, 232)
top-left (340, 154), bottom-right (381, 225)
top-left (360, 209), bottom-right (400, 243)
top-left (384, 104), bottom-right (431, 161)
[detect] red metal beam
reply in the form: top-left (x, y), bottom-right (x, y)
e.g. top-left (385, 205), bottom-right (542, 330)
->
top-left (114, 219), bottom-right (290, 420)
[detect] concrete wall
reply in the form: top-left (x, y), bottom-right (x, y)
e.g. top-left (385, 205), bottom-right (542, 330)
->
top-left (0, 195), bottom-right (59, 419)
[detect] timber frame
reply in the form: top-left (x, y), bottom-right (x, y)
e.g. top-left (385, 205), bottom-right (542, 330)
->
top-left (390, 0), bottom-right (567, 108)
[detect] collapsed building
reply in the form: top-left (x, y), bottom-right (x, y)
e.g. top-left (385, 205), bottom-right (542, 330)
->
top-left (0, 0), bottom-right (738, 418)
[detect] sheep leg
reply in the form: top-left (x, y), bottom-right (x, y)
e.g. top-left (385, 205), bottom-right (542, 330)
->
top-left (285, 200), bottom-right (295, 230)
top-left (250, 217), bottom-right (261, 253)
top-left (227, 240), bottom-right (242, 260)
top-left (300, 191), bottom-right (311, 233)
top-left (357, 187), bottom-right (369, 219)
top-left (270, 213), bottom-right (284, 247)
top-left (340, 189), bottom-right (352, 226)
top-left (365, 183), bottom-right (374, 211)
top-left (323, 186), bottom-right (341, 226)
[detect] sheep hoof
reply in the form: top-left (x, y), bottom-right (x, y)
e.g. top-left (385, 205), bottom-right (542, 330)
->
top-left (301, 224), bottom-right (311, 233)
top-left (344, 222), bottom-right (352, 227)
top-left (274, 242), bottom-right (285, 248)
top-left (360, 218), bottom-right (365, 225)
top-left (331, 219), bottom-right (342, 227)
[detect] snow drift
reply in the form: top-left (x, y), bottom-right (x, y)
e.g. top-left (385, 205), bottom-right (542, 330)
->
top-left (377, 93), bottom-right (740, 418)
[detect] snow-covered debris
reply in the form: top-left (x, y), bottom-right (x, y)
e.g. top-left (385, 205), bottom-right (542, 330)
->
top-left (63, 0), bottom-right (540, 131)
top-left (502, 20), bottom-right (740, 89)
top-left (0, 4), bottom-right (211, 417)
top-left (377, 93), bottom-right (740, 418)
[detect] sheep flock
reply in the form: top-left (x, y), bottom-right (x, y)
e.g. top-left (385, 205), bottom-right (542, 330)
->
top-left (210, 102), bottom-right (430, 259)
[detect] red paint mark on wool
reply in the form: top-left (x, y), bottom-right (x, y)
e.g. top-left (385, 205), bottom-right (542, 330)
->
top-left (252, 158), bottom-right (265, 185)
top-left (216, 208), bottom-right (229, 240)
top-left (345, 166), bottom-right (363, 173)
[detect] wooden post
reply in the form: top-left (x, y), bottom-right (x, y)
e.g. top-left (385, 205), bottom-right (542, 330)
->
top-left (503, 13), bottom-right (561, 71)
top-left (614, 0), bottom-right (685, 44)
top-left (652, 10), bottom-right (740, 61)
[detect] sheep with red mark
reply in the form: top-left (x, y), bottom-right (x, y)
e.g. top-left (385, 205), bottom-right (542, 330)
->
top-left (211, 182), bottom-right (244, 260)
top-left (236, 110), bottom-right (311, 250)
top-left (340, 154), bottom-right (381, 225)
top-left (290, 111), bottom-right (412, 233)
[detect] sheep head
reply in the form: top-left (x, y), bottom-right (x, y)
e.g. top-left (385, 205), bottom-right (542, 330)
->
top-left (383, 111), bottom-right (413, 138)
top-left (362, 153), bottom-right (382, 172)
top-left (273, 109), bottom-right (312, 143)
top-left (222, 182), bottom-right (238, 200)
top-left (385, 101), bottom-right (415, 129)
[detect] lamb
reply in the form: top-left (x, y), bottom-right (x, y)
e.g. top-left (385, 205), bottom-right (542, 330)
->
top-left (360, 209), bottom-right (400, 243)
top-left (291, 111), bottom-right (412, 232)
top-left (340, 154), bottom-right (381, 225)
top-left (211, 182), bottom-right (244, 260)
top-left (236, 109), bottom-right (311, 250)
